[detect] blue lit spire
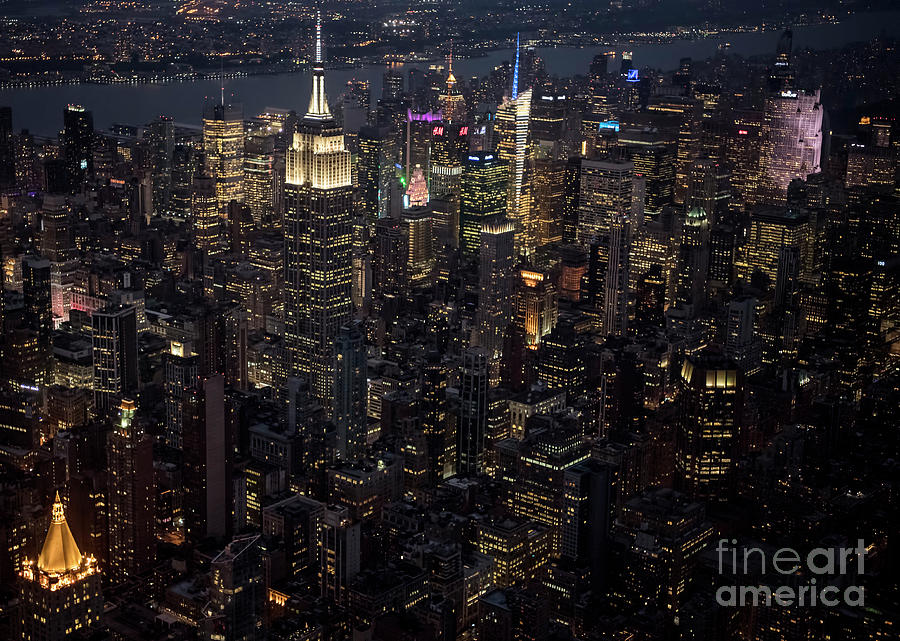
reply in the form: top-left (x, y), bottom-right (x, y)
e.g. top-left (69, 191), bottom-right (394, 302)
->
top-left (512, 32), bottom-right (520, 100)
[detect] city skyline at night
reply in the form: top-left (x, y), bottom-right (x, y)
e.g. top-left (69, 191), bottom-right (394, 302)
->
top-left (0, 3), bottom-right (898, 641)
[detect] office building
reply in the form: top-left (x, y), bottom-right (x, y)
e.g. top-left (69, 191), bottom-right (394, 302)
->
top-left (183, 375), bottom-right (232, 541)
top-left (284, 12), bottom-right (353, 409)
top-left (243, 132), bottom-right (275, 225)
top-left (459, 152), bottom-right (507, 263)
top-left (577, 158), bottom-right (633, 245)
top-left (19, 492), bottom-right (103, 641)
top-left (107, 398), bottom-right (156, 583)
top-left (757, 89), bottom-right (822, 205)
top-left (202, 534), bottom-right (264, 641)
top-left (477, 216), bottom-right (516, 374)
top-left (515, 268), bottom-right (558, 346)
top-left (91, 305), bottom-right (138, 417)
top-left (675, 351), bottom-right (744, 503)
top-left (203, 102), bottom-right (245, 210)
top-left (333, 322), bottom-right (368, 460)
top-left (457, 348), bottom-right (489, 476)
top-left (320, 505), bottom-right (360, 604)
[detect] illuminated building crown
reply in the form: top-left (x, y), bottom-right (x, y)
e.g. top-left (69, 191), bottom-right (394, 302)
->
top-left (37, 492), bottom-right (84, 574)
top-left (406, 164), bottom-right (429, 207)
top-left (306, 10), bottom-right (332, 121)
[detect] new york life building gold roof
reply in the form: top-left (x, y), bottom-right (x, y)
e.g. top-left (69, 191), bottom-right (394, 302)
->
top-left (37, 491), bottom-right (84, 574)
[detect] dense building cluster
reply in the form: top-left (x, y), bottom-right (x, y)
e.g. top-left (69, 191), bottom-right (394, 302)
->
top-left (0, 14), bottom-right (897, 641)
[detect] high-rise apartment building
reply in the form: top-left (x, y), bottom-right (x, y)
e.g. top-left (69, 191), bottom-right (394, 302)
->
top-left (602, 214), bottom-right (631, 337)
top-left (320, 505), bottom-right (360, 604)
top-left (202, 535), bottom-right (264, 641)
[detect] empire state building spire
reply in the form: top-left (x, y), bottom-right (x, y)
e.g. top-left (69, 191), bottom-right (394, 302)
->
top-left (306, 10), bottom-right (332, 120)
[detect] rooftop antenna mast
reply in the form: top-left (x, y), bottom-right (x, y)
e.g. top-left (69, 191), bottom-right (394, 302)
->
top-left (512, 32), bottom-right (520, 100)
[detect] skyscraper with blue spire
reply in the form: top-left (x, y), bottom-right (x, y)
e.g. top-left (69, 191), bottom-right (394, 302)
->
top-left (496, 32), bottom-right (534, 254)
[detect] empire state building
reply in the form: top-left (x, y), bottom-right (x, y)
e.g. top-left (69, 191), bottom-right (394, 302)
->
top-left (284, 12), bottom-right (353, 409)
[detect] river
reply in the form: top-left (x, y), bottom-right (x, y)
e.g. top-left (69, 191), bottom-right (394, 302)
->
top-left (1, 10), bottom-right (897, 136)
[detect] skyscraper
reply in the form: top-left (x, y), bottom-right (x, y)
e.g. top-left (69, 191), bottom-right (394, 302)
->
top-left (495, 43), bottom-right (533, 255)
top-left (675, 351), bottom-right (744, 503)
top-left (440, 46), bottom-right (467, 125)
top-left (459, 152), bottom-right (507, 263)
top-left (357, 125), bottom-right (396, 224)
top-left (147, 115), bottom-right (174, 216)
top-left (477, 216), bottom-right (516, 374)
top-left (91, 304), bottom-right (138, 417)
top-left (577, 158), bottom-right (634, 245)
top-left (63, 104), bottom-right (94, 192)
top-left (646, 96), bottom-right (702, 204)
top-left (602, 214), bottom-right (631, 337)
top-left (757, 89), bottom-right (822, 205)
top-left (334, 322), bottom-right (368, 460)
top-left (400, 204), bottom-right (436, 288)
top-left (457, 347), bottom-right (489, 476)
top-left (18, 492), bottom-right (103, 641)
top-left (430, 122), bottom-right (467, 199)
top-left (673, 206), bottom-right (710, 313)
top-left (202, 534), bottom-right (264, 641)
top-left (0, 106), bottom-right (14, 190)
top-left (203, 102), bottom-right (245, 210)
top-left (742, 206), bottom-right (810, 285)
top-left (243, 131), bottom-right (275, 225)
top-left (107, 398), bottom-right (156, 583)
top-left (164, 340), bottom-right (199, 449)
top-left (284, 11), bottom-right (353, 409)
top-left (320, 505), bottom-right (360, 604)
top-left (516, 268), bottom-right (558, 346)
top-left (183, 375), bottom-right (232, 542)
top-left (192, 169), bottom-right (220, 254)
top-left (22, 255), bottom-right (52, 387)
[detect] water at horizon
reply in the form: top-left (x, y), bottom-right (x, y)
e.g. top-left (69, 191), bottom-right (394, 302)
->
top-left (1, 10), bottom-right (897, 136)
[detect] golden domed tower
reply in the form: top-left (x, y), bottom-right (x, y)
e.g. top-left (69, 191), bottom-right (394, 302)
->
top-left (19, 491), bottom-right (103, 640)
top-left (440, 45), bottom-right (468, 125)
